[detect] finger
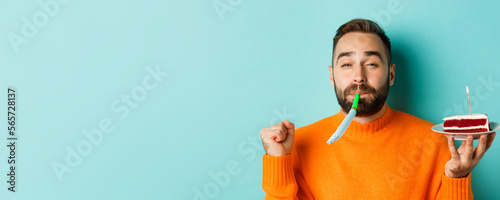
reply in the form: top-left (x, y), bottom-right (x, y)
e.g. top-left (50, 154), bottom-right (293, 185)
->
top-left (457, 138), bottom-right (467, 154)
top-left (447, 136), bottom-right (460, 160)
top-left (274, 126), bottom-right (286, 142)
top-left (473, 134), bottom-right (487, 162)
top-left (271, 121), bottom-right (284, 128)
top-left (261, 125), bottom-right (285, 142)
top-left (283, 120), bottom-right (295, 136)
top-left (485, 132), bottom-right (496, 151)
top-left (276, 121), bottom-right (294, 141)
top-left (457, 140), bottom-right (466, 154)
top-left (463, 135), bottom-right (474, 161)
top-left (281, 120), bottom-right (295, 148)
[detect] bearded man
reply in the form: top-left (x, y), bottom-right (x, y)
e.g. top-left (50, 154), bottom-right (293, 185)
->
top-left (259, 18), bottom-right (496, 199)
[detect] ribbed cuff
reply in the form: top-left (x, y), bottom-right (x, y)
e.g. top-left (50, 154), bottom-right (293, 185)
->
top-left (262, 154), bottom-right (296, 186)
top-left (441, 173), bottom-right (473, 199)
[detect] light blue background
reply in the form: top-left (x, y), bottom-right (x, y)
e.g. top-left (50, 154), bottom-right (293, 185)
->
top-left (1, 0), bottom-right (499, 199)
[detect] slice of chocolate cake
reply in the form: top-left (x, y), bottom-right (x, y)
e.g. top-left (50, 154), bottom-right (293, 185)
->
top-left (443, 114), bottom-right (490, 133)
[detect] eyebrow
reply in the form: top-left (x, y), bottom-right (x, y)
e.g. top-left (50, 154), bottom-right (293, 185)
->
top-left (336, 51), bottom-right (384, 64)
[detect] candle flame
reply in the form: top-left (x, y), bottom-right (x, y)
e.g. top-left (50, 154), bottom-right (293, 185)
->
top-left (466, 86), bottom-right (469, 95)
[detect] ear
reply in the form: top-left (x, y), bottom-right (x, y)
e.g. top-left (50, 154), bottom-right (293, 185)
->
top-left (329, 65), bottom-right (335, 87)
top-left (389, 64), bottom-right (395, 86)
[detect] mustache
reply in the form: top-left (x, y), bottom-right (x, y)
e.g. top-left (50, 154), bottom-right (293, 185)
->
top-left (343, 84), bottom-right (377, 97)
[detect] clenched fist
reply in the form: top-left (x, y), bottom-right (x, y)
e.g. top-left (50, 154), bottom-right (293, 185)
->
top-left (260, 120), bottom-right (295, 156)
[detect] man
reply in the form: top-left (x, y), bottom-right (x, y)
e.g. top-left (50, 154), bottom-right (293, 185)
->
top-left (259, 18), bottom-right (496, 199)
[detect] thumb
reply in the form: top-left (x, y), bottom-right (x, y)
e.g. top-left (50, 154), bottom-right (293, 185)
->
top-left (283, 120), bottom-right (295, 134)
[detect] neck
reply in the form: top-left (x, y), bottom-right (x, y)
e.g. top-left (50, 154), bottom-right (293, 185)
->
top-left (340, 103), bottom-right (387, 124)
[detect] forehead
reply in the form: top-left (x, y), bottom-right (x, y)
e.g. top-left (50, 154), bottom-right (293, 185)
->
top-left (335, 32), bottom-right (386, 60)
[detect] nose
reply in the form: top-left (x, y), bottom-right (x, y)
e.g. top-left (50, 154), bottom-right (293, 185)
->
top-left (353, 65), bottom-right (366, 83)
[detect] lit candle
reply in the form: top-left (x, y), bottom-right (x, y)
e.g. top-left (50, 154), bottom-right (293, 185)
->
top-left (466, 86), bottom-right (471, 115)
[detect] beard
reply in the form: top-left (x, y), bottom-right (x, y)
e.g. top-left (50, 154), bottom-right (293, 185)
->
top-left (334, 77), bottom-right (390, 117)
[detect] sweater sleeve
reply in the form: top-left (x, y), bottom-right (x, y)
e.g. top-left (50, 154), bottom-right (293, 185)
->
top-left (262, 153), bottom-right (314, 200)
top-left (437, 173), bottom-right (473, 200)
top-left (432, 132), bottom-right (473, 200)
top-left (262, 154), bottom-right (298, 199)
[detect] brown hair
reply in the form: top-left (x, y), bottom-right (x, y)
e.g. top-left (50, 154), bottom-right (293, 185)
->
top-left (332, 18), bottom-right (391, 66)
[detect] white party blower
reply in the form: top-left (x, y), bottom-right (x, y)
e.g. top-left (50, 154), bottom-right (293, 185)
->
top-left (327, 93), bottom-right (360, 144)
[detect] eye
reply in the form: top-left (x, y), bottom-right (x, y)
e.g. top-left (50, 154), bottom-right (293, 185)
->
top-left (366, 63), bottom-right (378, 67)
top-left (341, 63), bottom-right (351, 67)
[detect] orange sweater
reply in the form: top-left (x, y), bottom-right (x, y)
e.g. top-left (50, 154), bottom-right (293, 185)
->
top-left (262, 105), bottom-right (473, 199)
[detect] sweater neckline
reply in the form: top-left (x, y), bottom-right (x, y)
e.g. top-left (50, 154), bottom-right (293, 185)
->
top-left (333, 105), bottom-right (396, 138)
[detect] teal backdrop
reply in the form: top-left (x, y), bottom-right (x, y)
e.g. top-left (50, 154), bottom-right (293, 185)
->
top-left (1, 0), bottom-right (499, 199)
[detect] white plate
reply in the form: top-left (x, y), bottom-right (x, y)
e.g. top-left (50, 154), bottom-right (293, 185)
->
top-left (431, 122), bottom-right (499, 140)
